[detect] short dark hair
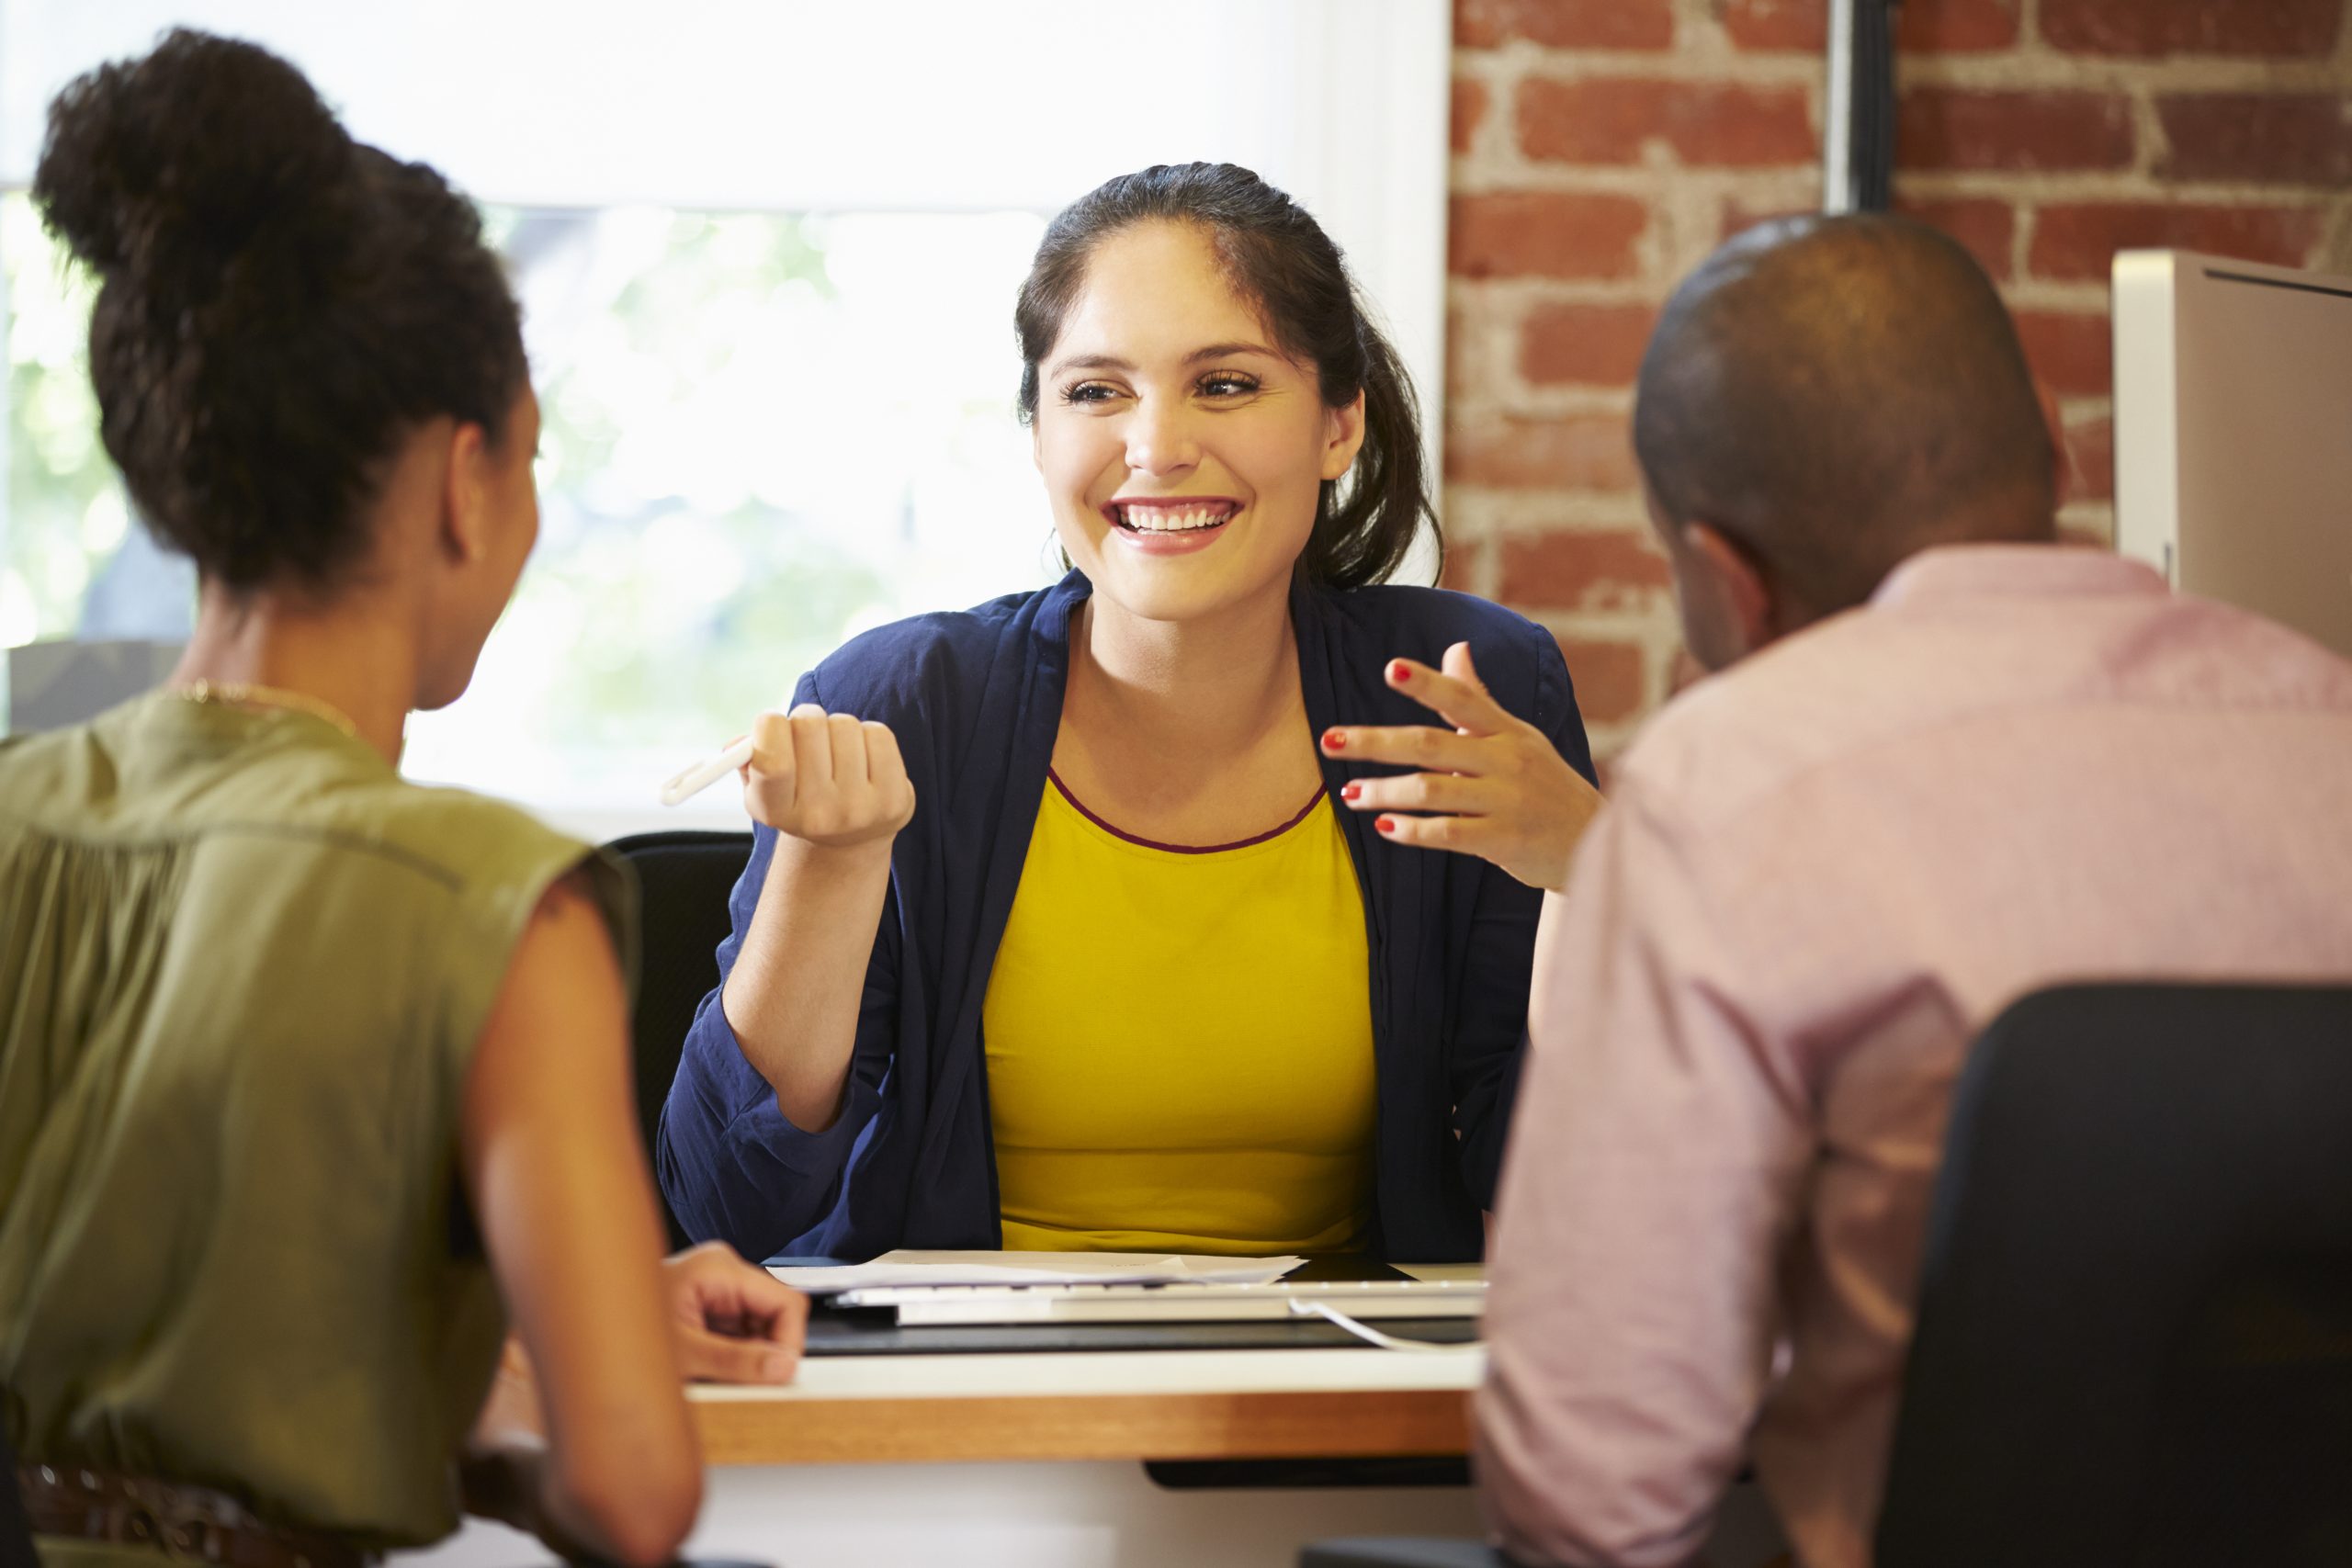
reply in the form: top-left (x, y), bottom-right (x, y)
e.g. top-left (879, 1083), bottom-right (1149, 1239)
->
top-left (1633, 213), bottom-right (2056, 617)
top-left (1013, 163), bottom-right (1438, 590)
top-left (33, 28), bottom-right (528, 595)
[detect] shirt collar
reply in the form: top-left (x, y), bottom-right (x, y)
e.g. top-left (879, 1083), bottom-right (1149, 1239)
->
top-left (1870, 542), bottom-right (2168, 613)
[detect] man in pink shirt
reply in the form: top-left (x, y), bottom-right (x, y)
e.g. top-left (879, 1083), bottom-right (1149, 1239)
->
top-left (1476, 214), bottom-right (2352, 1568)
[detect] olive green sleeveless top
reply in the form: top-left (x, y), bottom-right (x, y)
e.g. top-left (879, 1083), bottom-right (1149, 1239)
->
top-left (0, 692), bottom-right (632, 1559)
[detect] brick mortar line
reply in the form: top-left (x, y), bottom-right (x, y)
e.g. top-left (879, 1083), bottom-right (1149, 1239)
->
top-left (1452, 162), bottom-right (2352, 202)
top-left (1498, 55), bottom-right (1826, 90)
top-left (1444, 488), bottom-right (1650, 517)
top-left (1453, 163), bottom-right (2352, 205)
top-left (1458, 37), bottom-right (1821, 79)
top-left (1894, 171), bottom-right (2351, 202)
top-left (1460, 44), bottom-right (2349, 96)
top-left (1899, 54), bottom-right (2352, 92)
top-left (1450, 513), bottom-right (1655, 540)
top-left (1470, 515), bottom-right (1663, 540)
top-left (1452, 161), bottom-right (1834, 192)
top-left (1997, 280), bottom-right (2119, 308)
top-left (1445, 486), bottom-right (1647, 513)
top-left (2322, 205), bottom-right (2352, 270)
top-left (2129, 86), bottom-right (2174, 181)
top-left (1528, 607), bottom-right (1683, 639)
top-left (1451, 277), bottom-right (1672, 305)
top-left (1453, 160), bottom-right (1822, 193)
top-left (1479, 385), bottom-right (1637, 407)
top-left (1439, 481), bottom-right (1646, 505)
top-left (1453, 384), bottom-right (1634, 412)
top-left (1454, 48), bottom-right (1824, 86)
top-left (2018, 0), bottom-right (2046, 57)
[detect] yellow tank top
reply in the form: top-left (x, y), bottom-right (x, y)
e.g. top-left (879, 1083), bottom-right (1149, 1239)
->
top-left (981, 770), bottom-right (1376, 1255)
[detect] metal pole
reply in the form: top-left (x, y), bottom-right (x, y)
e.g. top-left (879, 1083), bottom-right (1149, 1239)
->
top-left (1857, 0), bottom-right (1897, 210)
top-left (1824, 0), bottom-right (1859, 213)
top-left (1825, 0), bottom-right (1901, 213)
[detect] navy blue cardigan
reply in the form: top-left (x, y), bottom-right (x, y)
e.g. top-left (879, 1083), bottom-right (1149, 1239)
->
top-left (659, 571), bottom-right (1595, 1262)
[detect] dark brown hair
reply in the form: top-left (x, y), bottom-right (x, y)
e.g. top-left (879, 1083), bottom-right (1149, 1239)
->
top-left (33, 28), bottom-right (528, 594)
top-left (1014, 163), bottom-right (1438, 590)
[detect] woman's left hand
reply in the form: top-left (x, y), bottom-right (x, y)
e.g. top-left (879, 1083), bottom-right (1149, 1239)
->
top-left (1321, 642), bottom-right (1604, 894)
top-left (660, 1241), bottom-right (808, 1384)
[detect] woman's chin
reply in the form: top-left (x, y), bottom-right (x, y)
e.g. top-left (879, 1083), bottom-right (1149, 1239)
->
top-left (1087, 559), bottom-right (1287, 627)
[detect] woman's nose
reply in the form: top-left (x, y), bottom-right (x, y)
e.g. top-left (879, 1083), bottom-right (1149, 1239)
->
top-left (1124, 395), bottom-right (1200, 477)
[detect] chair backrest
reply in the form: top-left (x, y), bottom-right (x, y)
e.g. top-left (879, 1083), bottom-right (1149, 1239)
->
top-left (605, 829), bottom-right (754, 1248)
top-left (1, 1396), bottom-right (40, 1568)
top-left (1876, 982), bottom-right (2352, 1568)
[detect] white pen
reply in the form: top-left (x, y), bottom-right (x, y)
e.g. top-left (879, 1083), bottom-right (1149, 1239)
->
top-left (659, 737), bottom-right (756, 807)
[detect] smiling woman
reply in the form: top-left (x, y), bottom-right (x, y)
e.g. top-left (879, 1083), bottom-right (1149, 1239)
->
top-left (1031, 222), bottom-right (1369, 634)
top-left (658, 163), bottom-right (1605, 1266)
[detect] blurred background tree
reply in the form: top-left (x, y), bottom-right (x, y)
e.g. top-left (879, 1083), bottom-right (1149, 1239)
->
top-left (1, 195), bottom-right (1050, 813)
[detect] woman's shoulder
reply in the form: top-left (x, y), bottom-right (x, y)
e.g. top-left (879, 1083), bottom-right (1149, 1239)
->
top-left (802, 578), bottom-right (1077, 719)
top-left (313, 781), bottom-right (630, 987)
top-left (350, 780), bottom-right (589, 877)
top-left (1, 701), bottom-right (585, 894)
top-left (1317, 582), bottom-right (1560, 668)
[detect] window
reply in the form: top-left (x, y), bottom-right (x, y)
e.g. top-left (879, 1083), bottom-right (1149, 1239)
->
top-left (408, 205), bottom-right (1058, 814)
top-left (1, 0), bottom-right (1448, 834)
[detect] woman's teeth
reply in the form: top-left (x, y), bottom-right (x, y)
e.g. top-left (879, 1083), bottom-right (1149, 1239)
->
top-left (1116, 505), bottom-right (1231, 533)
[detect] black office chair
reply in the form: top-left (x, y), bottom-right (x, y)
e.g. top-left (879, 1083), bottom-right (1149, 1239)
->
top-left (2, 1401), bottom-right (39, 1568)
top-left (1874, 980), bottom-right (2352, 1568)
top-left (1304, 980), bottom-right (2352, 1568)
top-left (1299, 1542), bottom-right (1497, 1568)
top-left (605, 829), bottom-right (754, 1250)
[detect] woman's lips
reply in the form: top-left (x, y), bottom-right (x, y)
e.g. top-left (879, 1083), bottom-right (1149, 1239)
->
top-left (1102, 498), bottom-right (1240, 557)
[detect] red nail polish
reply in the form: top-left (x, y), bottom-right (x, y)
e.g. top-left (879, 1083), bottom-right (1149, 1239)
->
top-left (1388, 660), bottom-right (1410, 683)
top-left (1322, 729), bottom-right (1346, 751)
top-left (1340, 783), bottom-right (1362, 802)
top-left (1375, 816), bottom-right (1396, 834)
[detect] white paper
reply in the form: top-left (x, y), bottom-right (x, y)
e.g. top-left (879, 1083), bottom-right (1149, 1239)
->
top-left (770, 1248), bottom-right (1305, 1294)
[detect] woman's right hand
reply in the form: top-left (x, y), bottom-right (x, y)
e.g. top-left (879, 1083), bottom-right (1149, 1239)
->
top-left (741, 704), bottom-right (916, 851)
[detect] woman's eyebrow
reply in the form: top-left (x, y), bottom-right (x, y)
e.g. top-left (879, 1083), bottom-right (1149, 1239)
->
top-left (1187, 341), bottom-right (1279, 363)
top-left (1049, 353), bottom-right (1135, 376)
top-left (1046, 342), bottom-right (1283, 378)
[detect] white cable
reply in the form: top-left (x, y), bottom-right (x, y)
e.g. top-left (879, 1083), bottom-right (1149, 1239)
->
top-left (1287, 1297), bottom-right (1484, 1354)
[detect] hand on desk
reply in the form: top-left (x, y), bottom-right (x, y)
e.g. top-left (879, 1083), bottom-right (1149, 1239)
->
top-left (479, 1242), bottom-right (806, 1434)
top-left (662, 1240), bottom-right (808, 1383)
top-left (1323, 643), bottom-right (1603, 894)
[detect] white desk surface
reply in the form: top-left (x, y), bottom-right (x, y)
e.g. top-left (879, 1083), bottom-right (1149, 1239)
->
top-left (693, 1345), bottom-right (1486, 1404)
top-left (682, 1262), bottom-right (1487, 1464)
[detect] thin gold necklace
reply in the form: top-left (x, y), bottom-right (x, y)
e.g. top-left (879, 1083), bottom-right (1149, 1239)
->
top-left (173, 679), bottom-right (362, 741)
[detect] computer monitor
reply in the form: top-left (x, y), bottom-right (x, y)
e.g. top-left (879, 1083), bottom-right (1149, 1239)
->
top-left (2112, 250), bottom-right (2352, 661)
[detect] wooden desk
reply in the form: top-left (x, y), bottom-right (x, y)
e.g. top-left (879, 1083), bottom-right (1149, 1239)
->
top-left (691, 1346), bottom-right (1478, 1466)
top-left (397, 1262), bottom-right (1797, 1568)
top-left (404, 1340), bottom-right (1790, 1568)
top-left (403, 1347), bottom-right (1487, 1568)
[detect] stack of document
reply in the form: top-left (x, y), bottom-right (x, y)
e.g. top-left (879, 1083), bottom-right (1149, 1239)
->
top-left (772, 1248), bottom-right (1305, 1293)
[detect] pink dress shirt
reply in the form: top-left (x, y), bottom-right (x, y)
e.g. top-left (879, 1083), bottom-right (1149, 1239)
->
top-left (1478, 545), bottom-right (2352, 1568)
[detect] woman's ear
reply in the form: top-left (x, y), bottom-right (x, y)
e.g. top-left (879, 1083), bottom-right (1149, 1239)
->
top-left (1321, 388), bottom-right (1367, 482)
top-left (440, 420), bottom-right (493, 566)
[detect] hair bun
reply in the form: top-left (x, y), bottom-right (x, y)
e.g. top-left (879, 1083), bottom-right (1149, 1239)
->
top-left (33, 28), bottom-right (355, 293)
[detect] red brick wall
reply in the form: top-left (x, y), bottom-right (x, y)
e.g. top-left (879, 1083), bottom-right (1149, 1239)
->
top-left (1447, 0), bottom-right (2352, 759)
